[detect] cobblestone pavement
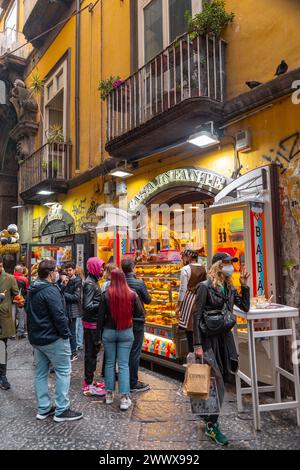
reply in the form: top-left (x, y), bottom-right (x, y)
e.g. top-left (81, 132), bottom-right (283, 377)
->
top-left (0, 338), bottom-right (299, 451)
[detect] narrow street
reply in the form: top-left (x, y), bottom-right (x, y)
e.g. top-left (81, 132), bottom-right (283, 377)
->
top-left (1, 338), bottom-right (299, 451)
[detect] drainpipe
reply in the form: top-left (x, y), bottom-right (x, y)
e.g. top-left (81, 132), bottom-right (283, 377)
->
top-left (100, 0), bottom-right (104, 163)
top-left (75, 0), bottom-right (80, 170)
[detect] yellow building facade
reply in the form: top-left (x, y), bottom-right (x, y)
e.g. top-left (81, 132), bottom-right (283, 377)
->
top-left (1, 0), bottom-right (300, 292)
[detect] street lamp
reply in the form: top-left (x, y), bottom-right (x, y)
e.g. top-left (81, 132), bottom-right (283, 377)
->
top-left (187, 130), bottom-right (219, 148)
top-left (109, 161), bottom-right (134, 178)
top-left (37, 190), bottom-right (54, 195)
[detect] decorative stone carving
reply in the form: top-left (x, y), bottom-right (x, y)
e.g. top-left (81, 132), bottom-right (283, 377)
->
top-left (10, 79), bottom-right (38, 123)
top-left (9, 79), bottom-right (39, 163)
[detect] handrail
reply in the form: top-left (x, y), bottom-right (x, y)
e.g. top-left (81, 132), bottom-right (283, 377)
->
top-left (106, 32), bottom-right (226, 142)
top-left (19, 142), bottom-right (71, 195)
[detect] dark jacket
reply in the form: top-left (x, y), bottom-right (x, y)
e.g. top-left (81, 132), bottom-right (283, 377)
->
top-left (97, 289), bottom-right (145, 338)
top-left (82, 274), bottom-right (102, 324)
top-left (26, 280), bottom-right (71, 346)
top-left (60, 275), bottom-right (82, 320)
top-left (125, 273), bottom-right (151, 323)
top-left (193, 279), bottom-right (250, 347)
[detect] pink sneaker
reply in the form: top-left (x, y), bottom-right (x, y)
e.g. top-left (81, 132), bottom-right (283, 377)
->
top-left (82, 382), bottom-right (106, 397)
top-left (93, 381), bottom-right (105, 389)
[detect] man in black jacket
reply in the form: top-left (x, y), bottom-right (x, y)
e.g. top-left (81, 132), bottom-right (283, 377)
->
top-left (121, 258), bottom-right (151, 392)
top-left (60, 262), bottom-right (82, 362)
top-left (26, 259), bottom-right (83, 423)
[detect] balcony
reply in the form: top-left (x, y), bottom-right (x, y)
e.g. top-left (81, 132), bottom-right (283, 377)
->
top-left (19, 142), bottom-right (71, 203)
top-left (0, 28), bottom-right (31, 59)
top-left (106, 33), bottom-right (226, 160)
top-left (23, 0), bottom-right (73, 48)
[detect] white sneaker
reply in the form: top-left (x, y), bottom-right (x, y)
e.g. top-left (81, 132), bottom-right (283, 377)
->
top-left (106, 392), bottom-right (114, 405)
top-left (120, 395), bottom-right (132, 411)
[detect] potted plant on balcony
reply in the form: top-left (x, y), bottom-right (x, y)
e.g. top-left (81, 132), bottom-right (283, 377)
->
top-left (46, 125), bottom-right (65, 179)
top-left (185, 0), bottom-right (235, 39)
top-left (98, 76), bottom-right (121, 101)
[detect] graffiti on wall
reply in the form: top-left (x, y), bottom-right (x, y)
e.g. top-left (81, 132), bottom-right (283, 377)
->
top-left (262, 132), bottom-right (300, 229)
top-left (263, 132), bottom-right (300, 172)
top-left (263, 132), bottom-right (300, 309)
top-left (71, 185), bottom-right (102, 232)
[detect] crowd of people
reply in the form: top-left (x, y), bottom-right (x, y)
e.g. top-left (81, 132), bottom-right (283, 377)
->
top-left (0, 250), bottom-right (250, 446)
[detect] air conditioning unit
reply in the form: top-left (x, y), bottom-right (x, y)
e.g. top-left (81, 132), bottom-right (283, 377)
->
top-left (235, 130), bottom-right (251, 152)
top-left (116, 181), bottom-right (127, 197)
top-left (104, 181), bottom-right (115, 195)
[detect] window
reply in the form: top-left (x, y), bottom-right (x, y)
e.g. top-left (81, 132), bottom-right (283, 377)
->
top-left (144, 0), bottom-right (163, 63)
top-left (138, 0), bottom-right (202, 66)
top-left (4, 0), bottom-right (18, 45)
top-left (0, 80), bottom-right (6, 105)
top-left (44, 61), bottom-right (68, 144)
top-left (169, 0), bottom-right (192, 43)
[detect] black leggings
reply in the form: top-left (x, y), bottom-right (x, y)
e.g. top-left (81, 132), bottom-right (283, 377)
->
top-left (84, 328), bottom-right (101, 385)
top-left (185, 331), bottom-right (194, 353)
top-left (185, 331), bottom-right (219, 425)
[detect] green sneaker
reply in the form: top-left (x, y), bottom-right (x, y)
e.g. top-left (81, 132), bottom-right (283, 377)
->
top-left (205, 422), bottom-right (229, 446)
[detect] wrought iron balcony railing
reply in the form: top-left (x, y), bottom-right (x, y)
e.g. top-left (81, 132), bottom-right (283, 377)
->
top-left (106, 33), bottom-right (226, 143)
top-left (19, 142), bottom-right (71, 198)
top-left (0, 28), bottom-right (31, 59)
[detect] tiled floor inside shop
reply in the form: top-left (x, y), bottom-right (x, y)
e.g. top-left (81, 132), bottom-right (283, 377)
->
top-left (0, 338), bottom-right (299, 450)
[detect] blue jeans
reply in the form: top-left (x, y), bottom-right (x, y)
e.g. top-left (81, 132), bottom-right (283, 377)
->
top-left (33, 338), bottom-right (71, 416)
top-left (69, 318), bottom-right (77, 354)
top-left (16, 307), bottom-right (26, 336)
top-left (102, 328), bottom-right (134, 395)
top-left (76, 318), bottom-right (84, 349)
top-left (129, 322), bottom-right (145, 389)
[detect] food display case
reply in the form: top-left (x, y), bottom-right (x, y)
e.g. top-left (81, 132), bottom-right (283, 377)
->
top-left (136, 262), bottom-right (189, 369)
top-left (24, 244), bottom-right (74, 282)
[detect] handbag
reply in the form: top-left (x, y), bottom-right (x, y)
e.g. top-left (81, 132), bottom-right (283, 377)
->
top-left (200, 298), bottom-right (236, 337)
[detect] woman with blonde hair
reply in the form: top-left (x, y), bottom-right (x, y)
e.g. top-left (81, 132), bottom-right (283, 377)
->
top-left (193, 252), bottom-right (250, 446)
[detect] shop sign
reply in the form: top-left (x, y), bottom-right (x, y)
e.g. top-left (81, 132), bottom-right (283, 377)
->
top-left (76, 244), bottom-right (84, 270)
top-left (250, 203), bottom-right (268, 297)
top-left (48, 204), bottom-right (63, 222)
top-left (128, 168), bottom-right (227, 211)
top-left (32, 218), bottom-right (40, 238)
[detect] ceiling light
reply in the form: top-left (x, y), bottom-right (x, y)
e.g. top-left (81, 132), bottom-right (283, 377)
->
top-left (174, 208), bottom-right (184, 213)
top-left (38, 190), bottom-right (54, 195)
top-left (109, 169), bottom-right (133, 178)
top-left (43, 202), bottom-right (56, 207)
top-left (11, 205), bottom-right (24, 209)
top-left (187, 130), bottom-right (219, 148)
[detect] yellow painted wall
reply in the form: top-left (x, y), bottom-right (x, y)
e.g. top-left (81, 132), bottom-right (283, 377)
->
top-left (223, 0), bottom-right (300, 99)
top-left (24, 0), bottom-right (131, 174)
top-left (125, 96), bottom-right (300, 202)
top-left (32, 175), bottom-right (105, 236)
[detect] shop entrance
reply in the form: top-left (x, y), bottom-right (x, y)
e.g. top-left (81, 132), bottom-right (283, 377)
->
top-left (130, 185), bottom-right (216, 370)
top-left (139, 185), bottom-right (214, 260)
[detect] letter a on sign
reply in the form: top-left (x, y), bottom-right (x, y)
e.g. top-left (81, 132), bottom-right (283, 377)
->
top-left (250, 203), bottom-right (267, 297)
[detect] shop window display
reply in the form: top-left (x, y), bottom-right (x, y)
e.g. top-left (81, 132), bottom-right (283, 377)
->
top-left (29, 245), bottom-right (73, 282)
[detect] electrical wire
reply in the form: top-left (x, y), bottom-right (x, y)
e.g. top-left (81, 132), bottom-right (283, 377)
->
top-left (1, 1), bottom-right (98, 57)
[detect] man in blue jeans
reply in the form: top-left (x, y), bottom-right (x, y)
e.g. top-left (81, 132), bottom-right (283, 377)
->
top-left (26, 259), bottom-right (83, 422)
top-left (121, 258), bottom-right (151, 392)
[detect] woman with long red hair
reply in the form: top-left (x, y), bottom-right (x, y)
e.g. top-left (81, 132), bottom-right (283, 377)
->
top-left (98, 268), bottom-right (144, 410)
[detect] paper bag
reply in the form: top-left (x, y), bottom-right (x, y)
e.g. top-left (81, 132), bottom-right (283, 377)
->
top-left (190, 377), bottom-right (221, 415)
top-left (183, 363), bottom-right (211, 397)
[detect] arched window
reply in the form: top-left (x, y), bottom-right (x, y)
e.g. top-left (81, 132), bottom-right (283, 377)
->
top-left (0, 80), bottom-right (6, 105)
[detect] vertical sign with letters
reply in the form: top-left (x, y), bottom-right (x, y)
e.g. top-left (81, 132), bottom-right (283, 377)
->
top-left (250, 203), bottom-right (268, 297)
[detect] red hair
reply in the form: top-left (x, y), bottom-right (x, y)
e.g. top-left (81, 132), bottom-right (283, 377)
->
top-left (108, 269), bottom-right (134, 330)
